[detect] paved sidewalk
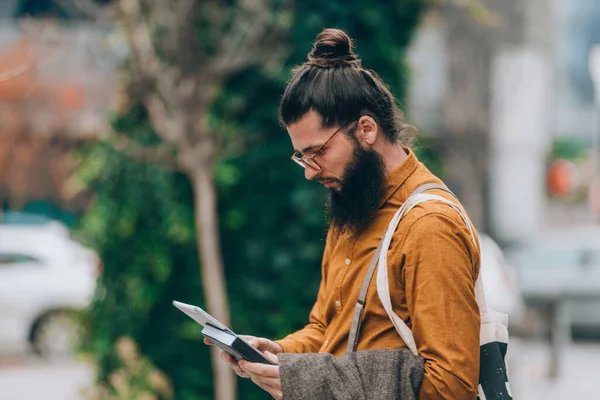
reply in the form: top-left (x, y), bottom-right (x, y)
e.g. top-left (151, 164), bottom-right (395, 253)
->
top-left (0, 356), bottom-right (94, 400)
top-left (0, 339), bottom-right (598, 399)
top-left (509, 339), bottom-right (600, 400)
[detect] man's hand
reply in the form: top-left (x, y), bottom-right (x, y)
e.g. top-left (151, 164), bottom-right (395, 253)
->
top-left (239, 352), bottom-right (282, 400)
top-left (203, 335), bottom-right (283, 379)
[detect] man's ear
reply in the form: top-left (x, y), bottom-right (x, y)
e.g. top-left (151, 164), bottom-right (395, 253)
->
top-left (355, 115), bottom-right (378, 147)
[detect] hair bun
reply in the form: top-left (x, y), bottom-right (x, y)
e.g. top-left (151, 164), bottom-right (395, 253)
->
top-left (308, 28), bottom-right (361, 68)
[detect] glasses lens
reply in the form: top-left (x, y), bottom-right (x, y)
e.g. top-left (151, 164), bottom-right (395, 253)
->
top-left (291, 152), bottom-right (321, 171)
top-left (304, 158), bottom-right (321, 171)
top-left (292, 156), bottom-right (306, 168)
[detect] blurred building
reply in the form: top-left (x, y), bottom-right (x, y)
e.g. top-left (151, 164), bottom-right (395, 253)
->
top-left (555, 0), bottom-right (600, 139)
top-left (407, 0), bottom-right (600, 244)
top-left (0, 0), bottom-right (121, 222)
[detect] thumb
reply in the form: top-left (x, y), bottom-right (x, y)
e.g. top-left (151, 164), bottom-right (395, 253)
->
top-left (264, 351), bottom-right (279, 365)
top-left (240, 335), bottom-right (258, 346)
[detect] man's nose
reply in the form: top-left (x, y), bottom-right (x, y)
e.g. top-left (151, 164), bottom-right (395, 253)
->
top-left (304, 165), bottom-right (320, 181)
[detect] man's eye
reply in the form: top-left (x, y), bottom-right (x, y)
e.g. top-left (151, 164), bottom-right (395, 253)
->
top-left (313, 147), bottom-right (325, 157)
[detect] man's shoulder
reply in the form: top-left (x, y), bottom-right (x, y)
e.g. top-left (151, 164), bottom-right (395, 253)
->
top-left (401, 190), bottom-right (466, 226)
top-left (392, 191), bottom-right (477, 250)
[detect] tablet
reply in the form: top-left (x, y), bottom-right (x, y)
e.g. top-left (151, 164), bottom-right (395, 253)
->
top-left (172, 300), bottom-right (275, 365)
top-left (173, 301), bottom-right (231, 331)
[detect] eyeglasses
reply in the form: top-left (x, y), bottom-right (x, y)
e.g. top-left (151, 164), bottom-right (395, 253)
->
top-left (291, 121), bottom-right (355, 171)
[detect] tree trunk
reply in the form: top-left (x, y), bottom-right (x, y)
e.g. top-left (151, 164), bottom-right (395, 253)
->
top-left (189, 165), bottom-right (237, 400)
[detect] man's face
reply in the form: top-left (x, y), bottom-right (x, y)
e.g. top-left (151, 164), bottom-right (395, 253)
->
top-left (287, 111), bottom-right (355, 192)
top-left (287, 111), bottom-right (388, 234)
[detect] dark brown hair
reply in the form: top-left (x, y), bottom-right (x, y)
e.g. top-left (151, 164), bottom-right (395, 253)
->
top-left (279, 28), bottom-right (415, 145)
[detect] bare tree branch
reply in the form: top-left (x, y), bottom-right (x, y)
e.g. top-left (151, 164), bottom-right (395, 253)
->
top-left (119, 0), bottom-right (192, 150)
top-left (121, 0), bottom-right (177, 95)
top-left (208, 0), bottom-right (284, 78)
top-left (120, 0), bottom-right (162, 78)
top-left (152, 0), bottom-right (197, 69)
top-left (110, 131), bottom-right (179, 170)
top-left (142, 91), bottom-right (188, 146)
top-left (227, 2), bottom-right (272, 67)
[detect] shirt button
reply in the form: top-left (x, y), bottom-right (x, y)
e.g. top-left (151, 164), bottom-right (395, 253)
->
top-left (324, 340), bottom-right (329, 346)
top-left (335, 300), bottom-right (341, 307)
top-left (345, 259), bottom-right (351, 265)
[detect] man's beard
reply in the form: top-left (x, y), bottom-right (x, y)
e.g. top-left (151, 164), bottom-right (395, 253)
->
top-left (325, 145), bottom-right (388, 236)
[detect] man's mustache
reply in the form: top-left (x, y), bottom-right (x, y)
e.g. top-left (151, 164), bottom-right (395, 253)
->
top-left (317, 178), bottom-right (340, 185)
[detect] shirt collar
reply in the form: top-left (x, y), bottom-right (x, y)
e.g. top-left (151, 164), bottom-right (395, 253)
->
top-left (379, 147), bottom-right (419, 208)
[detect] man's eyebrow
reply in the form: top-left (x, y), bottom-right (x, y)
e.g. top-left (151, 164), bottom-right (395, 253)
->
top-left (297, 144), bottom-right (321, 155)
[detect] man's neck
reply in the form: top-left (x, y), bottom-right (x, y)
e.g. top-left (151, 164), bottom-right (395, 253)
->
top-left (376, 142), bottom-right (408, 175)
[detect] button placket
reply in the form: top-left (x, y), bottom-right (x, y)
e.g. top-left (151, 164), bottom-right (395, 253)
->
top-left (338, 235), bottom-right (358, 313)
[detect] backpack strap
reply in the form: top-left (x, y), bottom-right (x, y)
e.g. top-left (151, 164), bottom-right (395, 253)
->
top-left (375, 188), bottom-right (484, 356)
top-left (346, 183), bottom-right (455, 353)
top-left (346, 240), bottom-right (384, 352)
top-left (408, 183), bottom-right (456, 197)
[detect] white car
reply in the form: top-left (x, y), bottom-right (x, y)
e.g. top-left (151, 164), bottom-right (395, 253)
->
top-left (0, 221), bottom-right (100, 358)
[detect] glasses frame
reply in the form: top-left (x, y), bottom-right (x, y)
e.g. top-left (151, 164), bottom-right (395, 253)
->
top-left (291, 121), bottom-right (355, 171)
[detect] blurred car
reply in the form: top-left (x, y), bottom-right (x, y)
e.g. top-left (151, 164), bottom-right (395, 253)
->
top-left (0, 221), bottom-right (101, 358)
top-left (479, 234), bottom-right (526, 327)
top-left (0, 211), bottom-right (57, 225)
top-left (506, 226), bottom-right (600, 333)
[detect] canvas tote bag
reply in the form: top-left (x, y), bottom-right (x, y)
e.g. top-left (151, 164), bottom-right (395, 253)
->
top-left (347, 183), bottom-right (512, 400)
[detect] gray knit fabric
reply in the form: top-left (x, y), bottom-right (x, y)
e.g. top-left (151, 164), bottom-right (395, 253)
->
top-left (279, 348), bottom-right (425, 400)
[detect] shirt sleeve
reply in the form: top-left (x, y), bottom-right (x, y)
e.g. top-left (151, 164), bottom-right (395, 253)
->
top-left (275, 230), bottom-right (333, 353)
top-left (401, 211), bottom-right (481, 399)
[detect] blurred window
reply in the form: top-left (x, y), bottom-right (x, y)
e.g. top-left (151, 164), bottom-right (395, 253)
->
top-left (0, 253), bottom-right (41, 266)
top-left (513, 248), bottom-right (583, 269)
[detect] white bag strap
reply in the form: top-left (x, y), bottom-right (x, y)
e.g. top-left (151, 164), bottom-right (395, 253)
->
top-left (375, 186), bottom-right (486, 356)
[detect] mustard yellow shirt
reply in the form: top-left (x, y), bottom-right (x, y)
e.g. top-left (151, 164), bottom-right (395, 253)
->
top-left (276, 148), bottom-right (481, 399)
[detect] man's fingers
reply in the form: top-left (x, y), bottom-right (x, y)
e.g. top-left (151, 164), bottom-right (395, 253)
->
top-left (239, 360), bottom-right (280, 378)
top-left (264, 351), bottom-right (279, 365)
top-left (239, 335), bottom-right (259, 347)
top-left (219, 352), bottom-right (250, 378)
top-left (220, 351), bottom-right (232, 363)
top-left (233, 364), bottom-right (250, 378)
top-left (220, 352), bottom-right (240, 366)
top-left (249, 374), bottom-right (281, 388)
top-left (203, 338), bottom-right (213, 345)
